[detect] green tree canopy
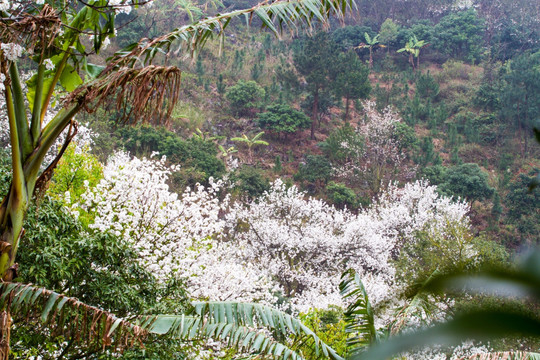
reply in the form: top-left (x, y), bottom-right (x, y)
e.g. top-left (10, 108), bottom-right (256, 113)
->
top-left (439, 163), bottom-right (495, 202)
top-left (433, 9), bottom-right (485, 63)
top-left (257, 104), bottom-right (311, 138)
top-left (293, 32), bottom-right (338, 139)
top-left (333, 51), bottom-right (371, 121)
top-left (226, 80), bottom-right (266, 117)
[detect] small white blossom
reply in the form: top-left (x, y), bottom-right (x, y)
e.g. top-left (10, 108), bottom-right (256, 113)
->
top-left (0, 0), bottom-right (10, 11)
top-left (1, 43), bottom-right (24, 61)
top-left (44, 58), bottom-right (54, 70)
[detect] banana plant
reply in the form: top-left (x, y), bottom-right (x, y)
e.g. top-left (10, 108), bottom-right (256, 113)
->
top-left (231, 132), bottom-right (269, 164)
top-left (339, 269), bottom-right (379, 356)
top-left (397, 35), bottom-right (428, 71)
top-left (0, 282), bottom-right (343, 359)
top-left (0, 0), bottom-right (354, 356)
top-left (355, 33), bottom-right (385, 69)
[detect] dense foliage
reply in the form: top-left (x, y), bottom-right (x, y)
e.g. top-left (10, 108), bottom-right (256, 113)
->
top-left (0, 0), bottom-right (538, 358)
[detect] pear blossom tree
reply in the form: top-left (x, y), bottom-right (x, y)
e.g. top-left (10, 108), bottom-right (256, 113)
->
top-left (336, 101), bottom-right (412, 194)
top-left (80, 151), bottom-right (276, 303)
top-left (76, 151), bottom-right (473, 321)
top-left (225, 179), bottom-right (471, 316)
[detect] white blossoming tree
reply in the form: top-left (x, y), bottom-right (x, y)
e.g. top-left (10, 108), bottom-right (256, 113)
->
top-left (226, 179), bottom-right (472, 319)
top-left (0, 0), bottom-right (355, 357)
top-left (336, 101), bottom-right (413, 194)
top-left (80, 151), bottom-right (275, 303)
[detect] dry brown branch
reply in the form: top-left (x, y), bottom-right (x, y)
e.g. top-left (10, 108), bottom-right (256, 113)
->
top-left (0, 4), bottom-right (61, 58)
top-left (0, 283), bottom-right (149, 353)
top-left (69, 65), bottom-right (182, 126)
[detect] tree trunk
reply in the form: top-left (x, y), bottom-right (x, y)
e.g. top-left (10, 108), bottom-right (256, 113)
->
top-left (344, 96), bottom-right (350, 122)
top-left (0, 310), bottom-right (11, 360)
top-left (311, 89), bottom-right (319, 140)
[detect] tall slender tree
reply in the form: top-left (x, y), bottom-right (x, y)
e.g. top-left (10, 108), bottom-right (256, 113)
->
top-left (332, 51), bottom-right (371, 122)
top-left (293, 32), bottom-right (337, 140)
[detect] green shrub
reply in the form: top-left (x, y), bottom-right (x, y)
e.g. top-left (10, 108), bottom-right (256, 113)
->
top-left (326, 182), bottom-right (357, 209)
top-left (415, 71), bottom-right (439, 101)
top-left (257, 104), bottom-right (311, 138)
top-left (231, 165), bottom-right (271, 200)
top-left (298, 308), bottom-right (348, 359)
top-left (295, 155), bottom-right (333, 189)
top-left (439, 163), bottom-right (495, 202)
top-left (226, 80), bottom-right (265, 117)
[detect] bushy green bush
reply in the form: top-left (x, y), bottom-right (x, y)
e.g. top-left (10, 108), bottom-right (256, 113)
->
top-left (415, 71), bottom-right (439, 100)
top-left (326, 181), bottom-right (357, 209)
top-left (298, 307), bottom-right (348, 359)
top-left (295, 155), bottom-right (333, 189)
top-left (14, 197), bottom-right (189, 357)
top-left (231, 165), bottom-right (271, 200)
top-left (433, 9), bottom-right (485, 63)
top-left (439, 163), bottom-right (495, 202)
top-left (117, 126), bottom-right (225, 185)
top-left (257, 104), bottom-right (311, 138)
top-left (226, 80), bottom-right (266, 117)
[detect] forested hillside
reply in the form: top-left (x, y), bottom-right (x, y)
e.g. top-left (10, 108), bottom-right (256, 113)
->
top-left (0, 0), bottom-right (538, 358)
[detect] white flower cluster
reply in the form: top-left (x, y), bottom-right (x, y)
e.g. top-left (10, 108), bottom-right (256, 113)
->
top-left (335, 100), bottom-right (413, 192)
top-left (82, 152), bottom-right (274, 303)
top-left (107, 0), bottom-right (132, 14)
top-left (226, 179), bottom-right (470, 314)
top-left (0, 43), bottom-right (24, 61)
top-left (80, 152), bottom-right (472, 316)
top-left (402, 340), bottom-right (491, 360)
top-left (0, 0), bottom-right (10, 11)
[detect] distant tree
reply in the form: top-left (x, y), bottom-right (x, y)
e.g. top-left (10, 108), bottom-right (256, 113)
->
top-left (475, 0), bottom-right (540, 61)
top-left (332, 51), bottom-right (371, 121)
top-left (439, 163), bottom-right (495, 202)
top-left (226, 80), bottom-right (265, 117)
top-left (356, 32), bottom-right (383, 69)
top-left (230, 165), bottom-right (271, 200)
top-left (295, 155), bottom-right (333, 189)
top-left (293, 32), bottom-right (338, 139)
top-left (326, 181), bottom-right (357, 209)
top-left (415, 71), bottom-right (439, 100)
top-left (433, 9), bottom-right (485, 63)
top-left (499, 50), bottom-right (540, 157)
top-left (379, 19), bottom-right (400, 53)
top-left (505, 169), bottom-right (540, 244)
top-left (397, 34), bottom-right (428, 70)
top-left (257, 104), bottom-right (311, 139)
top-left (332, 25), bottom-right (376, 51)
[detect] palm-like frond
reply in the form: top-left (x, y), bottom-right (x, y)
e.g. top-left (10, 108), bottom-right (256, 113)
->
top-left (0, 283), bottom-right (147, 349)
top-left (2, 283), bottom-right (343, 359)
top-left (144, 302), bottom-right (344, 359)
top-left (111, 0), bottom-right (355, 65)
top-left (390, 270), bottom-right (441, 335)
top-left (68, 65), bottom-right (182, 125)
top-left (339, 269), bottom-right (377, 354)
